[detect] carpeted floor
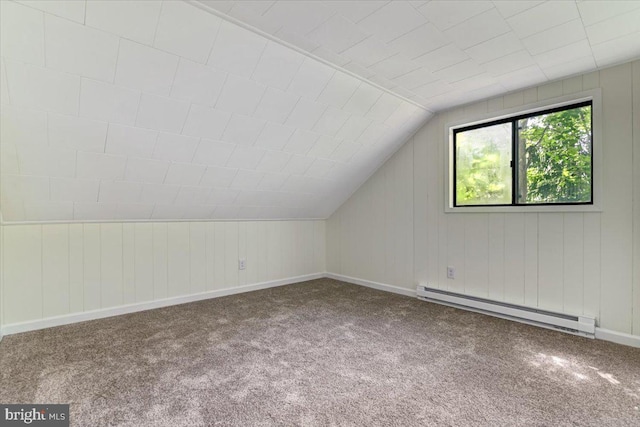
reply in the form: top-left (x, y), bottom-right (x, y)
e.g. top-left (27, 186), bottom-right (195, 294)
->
top-left (1, 279), bottom-right (639, 426)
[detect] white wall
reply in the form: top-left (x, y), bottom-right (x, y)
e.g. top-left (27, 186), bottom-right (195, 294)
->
top-left (1, 220), bottom-right (325, 330)
top-left (327, 60), bottom-right (640, 338)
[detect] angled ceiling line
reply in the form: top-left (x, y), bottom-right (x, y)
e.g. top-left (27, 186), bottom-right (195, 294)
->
top-left (186, 0), bottom-right (434, 114)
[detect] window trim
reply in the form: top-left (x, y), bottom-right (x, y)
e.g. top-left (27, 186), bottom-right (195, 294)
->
top-left (445, 89), bottom-right (602, 213)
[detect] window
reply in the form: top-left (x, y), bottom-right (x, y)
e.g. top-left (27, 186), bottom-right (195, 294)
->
top-left (453, 101), bottom-right (593, 207)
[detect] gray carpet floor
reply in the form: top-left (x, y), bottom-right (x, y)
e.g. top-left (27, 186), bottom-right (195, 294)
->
top-left (1, 278), bottom-right (639, 426)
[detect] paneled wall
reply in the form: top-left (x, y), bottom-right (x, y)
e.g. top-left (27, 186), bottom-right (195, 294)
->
top-left (327, 60), bottom-right (640, 337)
top-left (1, 220), bottom-right (325, 327)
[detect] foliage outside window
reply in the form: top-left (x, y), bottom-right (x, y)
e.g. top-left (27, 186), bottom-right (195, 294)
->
top-left (453, 101), bottom-right (593, 207)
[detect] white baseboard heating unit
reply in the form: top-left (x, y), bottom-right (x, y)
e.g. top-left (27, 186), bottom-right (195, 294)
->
top-left (416, 286), bottom-right (596, 338)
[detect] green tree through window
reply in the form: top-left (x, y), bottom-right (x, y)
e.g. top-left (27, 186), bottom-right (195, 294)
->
top-left (517, 105), bottom-right (592, 204)
top-left (454, 102), bottom-right (592, 206)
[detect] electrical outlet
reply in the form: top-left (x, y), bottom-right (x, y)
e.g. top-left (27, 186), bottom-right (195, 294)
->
top-left (238, 258), bottom-right (246, 270)
top-left (447, 266), bottom-right (455, 279)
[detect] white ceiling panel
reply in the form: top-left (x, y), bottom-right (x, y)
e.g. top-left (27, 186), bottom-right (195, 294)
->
top-left (284, 129), bottom-right (321, 155)
top-left (115, 39), bottom-right (178, 96)
top-left (135, 94), bottom-right (190, 133)
top-left (17, 145), bottom-right (76, 177)
top-left (255, 151), bottom-right (292, 174)
top-left (225, 146), bottom-right (266, 170)
top-left (444, 9), bottom-right (511, 50)
top-left (253, 87), bottom-right (299, 123)
top-left (76, 152), bottom-right (126, 181)
top-left (506, 1), bottom-right (580, 39)
top-left (17, 0), bottom-right (85, 23)
top-left (1, 1), bottom-right (44, 66)
top-left (492, 1), bottom-right (543, 19)
top-left (215, 74), bottom-right (266, 116)
top-left (84, 0), bottom-right (162, 46)
top-left (419, 1), bottom-right (494, 31)
top-left (99, 181), bottom-right (142, 204)
top-left (153, 0), bottom-right (221, 63)
top-left (24, 201), bottom-right (73, 221)
top-left (221, 114), bottom-right (266, 146)
top-left (584, 7), bottom-right (640, 45)
top-left (285, 99), bottom-right (327, 131)
top-left (335, 116), bottom-right (372, 142)
top-left (306, 15), bottom-right (369, 53)
top-left (182, 104), bottom-right (231, 140)
top-left (170, 59), bottom-right (226, 106)
top-left (322, 1), bottom-right (387, 23)
top-left (257, 173), bottom-right (288, 192)
top-left (192, 139), bottom-right (236, 167)
top-left (5, 61), bottom-right (79, 115)
top-left (251, 42), bottom-right (305, 90)
top-left (288, 58), bottom-right (335, 100)
top-left (521, 19), bottom-right (587, 56)
top-left (139, 183), bottom-right (180, 205)
top-left (124, 157), bottom-right (169, 184)
top-left (50, 177), bottom-right (99, 203)
top-left (464, 32), bottom-right (524, 64)
top-left (152, 132), bottom-right (199, 163)
top-left (312, 106), bottom-right (351, 136)
top-left (105, 124), bottom-right (158, 158)
top-left (262, 1), bottom-right (334, 36)
top-left (199, 166), bottom-right (237, 188)
top-left (342, 85), bottom-right (382, 115)
top-left (254, 122), bottom-right (295, 151)
top-left (358, 1), bottom-right (426, 43)
top-left (577, 0), bottom-right (640, 27)
top-left (341, 37), bottom-right (399, 69)
top-left (47, 113), bottom-right (108, 153)
top-left (44, 14), bottom-right (119, 82)
top-left (3, 0), bottom-right (640, 223)
top-left (388, 23), bottom-right (448, 60)
top-left (164, 163), bottom-right (206, 186)
top-left (207, 20), bottom-right (267, 76)
top-left (79, 78), bottom-right (140, 126)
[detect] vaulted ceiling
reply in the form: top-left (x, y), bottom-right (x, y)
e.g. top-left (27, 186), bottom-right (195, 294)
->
top-left (1, 0), bottom-right (639, 223)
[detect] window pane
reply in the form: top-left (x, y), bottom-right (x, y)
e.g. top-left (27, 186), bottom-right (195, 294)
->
top-left (517, 105), bottom-right (592, 204)
top-left (455, 122), bottom-right (512, 206)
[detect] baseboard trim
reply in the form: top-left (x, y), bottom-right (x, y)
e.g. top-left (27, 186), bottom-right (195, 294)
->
top-left (325, 272), bottom-right (416, 297)
top-left (327, 273), bottom-right (640, 349)
top-left (1, 273), bottom-right (324, 336)
top-left (4, 273), bottom-right (639, 349)
top-left (595, 328), bottom-right (640, 348)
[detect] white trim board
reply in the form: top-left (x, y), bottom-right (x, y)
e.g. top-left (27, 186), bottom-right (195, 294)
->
top-left (595, 328), bottom-right (640, 348)
top-left (3, 272), bottom-right (639, 349)
top-left (1, 273), bottom-right (323, 336)
top-left (325, 273), bottom-right (417, 298)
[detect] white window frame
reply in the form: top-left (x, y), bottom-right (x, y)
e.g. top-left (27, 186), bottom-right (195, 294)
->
top-left (445, 88), bottom-right (602, 213)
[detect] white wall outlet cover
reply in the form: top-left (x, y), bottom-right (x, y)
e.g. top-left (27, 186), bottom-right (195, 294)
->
top-left (238, 258), bottom-right (246, 270)
top-left (447, 267), bottom-right (455, 279)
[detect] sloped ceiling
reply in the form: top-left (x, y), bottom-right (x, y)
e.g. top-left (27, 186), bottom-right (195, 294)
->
top-left (1, 1), bottom-right (639, 223)
top-left (202, 0), bottom-right (640, 110)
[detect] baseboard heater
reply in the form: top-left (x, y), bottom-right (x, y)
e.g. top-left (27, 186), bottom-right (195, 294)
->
top-left (416, 286), bottom-right (596, 338)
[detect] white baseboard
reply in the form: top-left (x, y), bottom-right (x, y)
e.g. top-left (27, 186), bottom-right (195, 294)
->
top-left (325, 272), bottom-right (416, 297)
top-left (3, 272), bottom-right (640, 350)
top-left (328, 272), bottom-right (640, 349)
top-left (595, 328), bottom-right (640, 348)
top-left (1, 273), bottom-right (323, 336)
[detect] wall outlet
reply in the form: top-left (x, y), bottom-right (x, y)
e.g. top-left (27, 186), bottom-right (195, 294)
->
top-left (238, 258), bottom-right (246, 270)
top-left (447, 266), bottom-right (455, 279)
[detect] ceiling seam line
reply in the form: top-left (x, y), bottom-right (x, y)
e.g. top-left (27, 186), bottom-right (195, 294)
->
top-left (185, 0), bottom-right (432, 113)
